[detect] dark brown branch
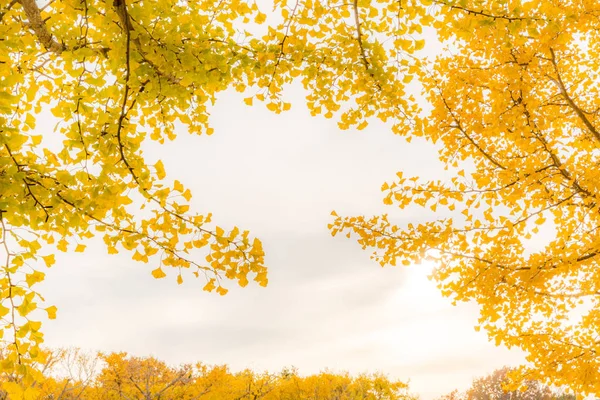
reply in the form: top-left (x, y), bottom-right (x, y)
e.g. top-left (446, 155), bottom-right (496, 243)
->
top-left (548, 48), bottom-right (600, 145)
top-left (113, 0), bottom-right (141, 187)
top-left (4, 144), bottom-right (51, 221)
top-left (352, 0), bottom-right (371, 72)
top-left (434, 0), bottom-right (542, 22)
top-left (520, 100), bottom-right (593, 198)
top-left (439, 93), bottom-right (507, 170)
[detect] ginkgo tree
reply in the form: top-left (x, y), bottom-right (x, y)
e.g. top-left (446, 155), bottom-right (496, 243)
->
top-left (0, 347), bottom-right (417, 399)
top-left (2, 0), bottom-right (599, 397)
top-left (0, 0), bottom-right (426, 394)
top-left (330, 0), bottom-right (600, 397)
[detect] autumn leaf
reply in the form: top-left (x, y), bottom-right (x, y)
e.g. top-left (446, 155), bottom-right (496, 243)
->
top-left (45, 306), bottom-right (58, 320)
top-left (25, 271), bottom-right (45, 287)
top-left (151, 268), bottom-right (167, 279)
top-left (155, 160), bottom-right (166, 180)
top-left (41, 255), bottom-right (56, 268)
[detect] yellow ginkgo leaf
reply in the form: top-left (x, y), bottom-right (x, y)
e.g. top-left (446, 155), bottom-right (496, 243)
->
top-left (151, 267), bottom-right (167, 279)
top-left (155, 160), bottom-right (166, 180)
top-left (42, 254), bottom-right (56, 268)
top-left (25, 271), bottom-right (45, 287)
top-left (45, 306), bottom-right (58, 320)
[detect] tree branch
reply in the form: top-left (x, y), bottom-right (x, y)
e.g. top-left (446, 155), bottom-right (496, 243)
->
top-left (352, 0), bottom-right (371, 72)
top-left (434, 0), bottom-right (542, 22)
top-left (19, 0), bottom-right (66, 53)
top-left (548, 48), bottom-right (600, 145)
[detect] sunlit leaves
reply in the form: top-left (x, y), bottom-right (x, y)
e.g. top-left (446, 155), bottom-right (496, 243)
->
top-left (11, 349), bottom-right (416, 400)
top-left (1, 0), bottom-right (276, 386)
top-left (331, 0), bottom-right (600, 396)
top-left (5, 0), bottom-right (597, 396)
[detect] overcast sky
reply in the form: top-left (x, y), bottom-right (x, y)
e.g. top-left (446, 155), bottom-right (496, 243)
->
top-left (35, 81), bottom-right (527, 399)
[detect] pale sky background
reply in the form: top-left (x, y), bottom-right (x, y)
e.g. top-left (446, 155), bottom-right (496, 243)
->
top-left (36, 80), bottom-right (526, 399)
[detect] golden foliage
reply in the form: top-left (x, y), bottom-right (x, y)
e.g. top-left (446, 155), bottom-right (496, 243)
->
top-left (0, 0), bottom-right (427, 387)
top-left (0, 348), bottom-right (416, 400)
top-left (329, 0), bottom-right (600, 396)
top-left (2, 0), bottom-right (600, 396)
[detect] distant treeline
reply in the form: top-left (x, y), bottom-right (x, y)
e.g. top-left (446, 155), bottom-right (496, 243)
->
top-left (0, 348), bottom-right (579, 399)
top-left (0, 348), bottom-right (416, 399)
top-left (437, 366), bottom-right (577, 400)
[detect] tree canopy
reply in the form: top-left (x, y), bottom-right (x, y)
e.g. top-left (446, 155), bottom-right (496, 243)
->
top-left (330, 0), bottom-right (600, 395)
top-left (0, 347), bottom-right (417, 399)
top-left (2, 0), bottom-right (600, 396)
top-left (436, 367), bottom-right (576, 400)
